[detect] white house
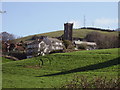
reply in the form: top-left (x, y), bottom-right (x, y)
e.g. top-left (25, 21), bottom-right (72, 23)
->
top-left (73, 40), bottom-right (97, 50)
top-left (26, 36), bottom-right (64, 58)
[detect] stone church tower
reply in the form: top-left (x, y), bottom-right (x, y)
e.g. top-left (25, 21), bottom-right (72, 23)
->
top-left (64, 23), bottom-right (73, 41)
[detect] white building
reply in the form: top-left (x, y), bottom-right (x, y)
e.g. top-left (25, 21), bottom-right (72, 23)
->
top-left (73, 40), bottom-right (97, 50)
top-left (26, 37), bottom-right (64, 58)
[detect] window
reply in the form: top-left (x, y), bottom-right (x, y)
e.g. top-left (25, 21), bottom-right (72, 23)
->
top-left (60, 43), bottom-right (62, 45)
top-left (56, 42), bottom-right (59, 45)
top-left (56, 47), bottom-right (59, 49)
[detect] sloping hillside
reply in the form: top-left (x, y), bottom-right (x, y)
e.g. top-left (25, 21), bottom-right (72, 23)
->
top-left (14, 29), bottom-right (118, 42)
top-left (2, 48), bottom-right (119, 88)
top-left (2, 57), bottom-right (14, 63)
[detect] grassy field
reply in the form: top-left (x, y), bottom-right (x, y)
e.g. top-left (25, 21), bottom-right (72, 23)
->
top-left (2, 57), bottom-right (14, 63)
top-left (2, 48), bottom-right (119, 88)
top-left (14, 29), bottom-right (118, 42)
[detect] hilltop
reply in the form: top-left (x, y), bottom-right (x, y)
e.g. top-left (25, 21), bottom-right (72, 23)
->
top-left (14, 28), bottom-right (118, 42)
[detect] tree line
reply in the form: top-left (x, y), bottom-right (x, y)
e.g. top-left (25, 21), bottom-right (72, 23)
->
top-left (84, 32), bottom-right (119, 49)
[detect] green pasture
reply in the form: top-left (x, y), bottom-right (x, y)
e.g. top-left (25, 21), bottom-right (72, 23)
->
top-left (14, 29), bottom-right (118, 42)
top-left (2, 48), bottom-right (119, 88)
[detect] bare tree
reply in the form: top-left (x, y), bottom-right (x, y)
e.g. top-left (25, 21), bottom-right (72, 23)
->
top-left (0, 32), bottom-right (15, 41)
top-left (85, 31), bottom-right (119, 49)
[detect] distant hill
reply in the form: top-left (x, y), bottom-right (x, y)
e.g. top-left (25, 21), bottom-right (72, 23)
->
top-left (115, 28), bottom-right (120, 31)
top-left (14, 28), bottom-right (118, 42)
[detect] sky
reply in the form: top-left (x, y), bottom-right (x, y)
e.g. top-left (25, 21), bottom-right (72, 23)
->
top-left (1, 2), bottom-right (118, 37)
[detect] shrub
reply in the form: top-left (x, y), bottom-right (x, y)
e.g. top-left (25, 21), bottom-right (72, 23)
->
top-left (8, 52), bottom-right (27, 60)
top-left (77, 43), bottom-right (87, 50)
top-left (85, 32), bottom-right (119, 49)
top-left (61, 75), bottom-right (119, 88)
top-left (63, 40), bottom-right (74, 49)
top-left (49, 50), bottom-right (64, 54)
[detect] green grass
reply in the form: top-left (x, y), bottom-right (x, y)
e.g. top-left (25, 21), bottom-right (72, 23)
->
top-left (2, 57), bottom-right (14, 63)
top-left (2, 48), bottom-right (119, 88)
top-left (14, 29), bottom-right (118, 42)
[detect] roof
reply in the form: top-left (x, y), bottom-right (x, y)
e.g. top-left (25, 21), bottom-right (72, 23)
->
top-left (26, 40), bottom-right (42, 45)
top-left (47, 37), bottom-right (62, 43)
top-left (15, 46), bottom-right (25, 51)
top-left (26, 37), bottom-right (62, 45)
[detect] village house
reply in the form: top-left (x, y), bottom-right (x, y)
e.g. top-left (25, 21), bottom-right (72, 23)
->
top-left (14, 43), bottom-right (26, 52)
top-left (26, 36), bottom-right (64, 58)
top-left (73, 40), bottom-right (97, 50)
top-left (2, 41), bottom-right (26, 53)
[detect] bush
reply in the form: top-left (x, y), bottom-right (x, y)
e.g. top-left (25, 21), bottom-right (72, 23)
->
top-left (61, 75), bottom-right (119, 88)
top-left (85, 32), bottom-right (119, 49)
top-left (63, 40), bottom-right (74, 49)
top-left (8, 52), bottom-right (27, 60)
top-left (77, 43), bottom-right (87, 50)
top-left (49, 50), bottom-right (64, 54)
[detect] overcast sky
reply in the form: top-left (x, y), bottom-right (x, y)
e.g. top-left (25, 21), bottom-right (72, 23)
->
top-left (2, 2), bottom-right (118, 37)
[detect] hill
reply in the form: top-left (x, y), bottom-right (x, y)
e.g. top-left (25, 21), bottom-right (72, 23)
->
top-left (2, 57), bottom-right (14, 63)
top-left (14, 28), bottom-right (118, 42)
top-left (2, 48), bottom-right (119, 88)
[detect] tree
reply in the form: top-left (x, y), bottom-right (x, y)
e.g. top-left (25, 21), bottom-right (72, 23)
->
top-left (85, 32), bottom-right (102, 42)
top-left (77, 43), bottom-right (87, 50)
top-left (63, 40), bottom-right (73, 49)
top-left (2, 41), bottom-right (7, 52)
top-left (31, 35), bottom-right (38, 40)
top-left (85, 31), bottom-right (119, 49)
top-left (0, 32), bottom-right (15, 41)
